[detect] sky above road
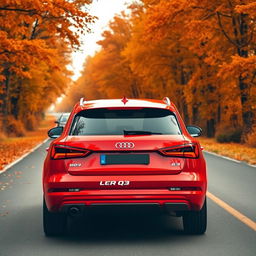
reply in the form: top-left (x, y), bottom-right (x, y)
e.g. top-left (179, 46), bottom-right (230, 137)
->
top-left (70, 0), bottom-right (131, 80)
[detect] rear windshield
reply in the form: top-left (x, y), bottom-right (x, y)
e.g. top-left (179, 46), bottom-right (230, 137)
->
top-left (70, 108), bottom-right (181, 136)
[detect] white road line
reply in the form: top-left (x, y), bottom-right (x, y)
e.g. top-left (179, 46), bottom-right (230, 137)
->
top-left (248, 163), bottom-right (256, 168)
top-left (0, 138), bottom-right (49, 175)
top-left (204, 150), bottom-right (256, 167)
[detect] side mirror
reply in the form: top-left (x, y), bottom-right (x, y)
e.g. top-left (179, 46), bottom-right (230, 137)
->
top-left (48, 127), bottom-right (63, 138)
top-left (186, 125), bottom-right (202, 137)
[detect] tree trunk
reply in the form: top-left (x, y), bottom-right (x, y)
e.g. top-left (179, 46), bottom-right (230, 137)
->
top-left (131, 79), bottom-right (140, 98)
top-left (206, 119), bottom-right (215, 138)
top-left (237, 14), bottom-right (253, 138)
top-left (239, 75), bottom-right (253, 135)
top-left (0, 68), bottom-right (11, 133)
top-left (3, 68), bottom-right (11, 117)
top-left (192, 106), bottom-right (199, 124)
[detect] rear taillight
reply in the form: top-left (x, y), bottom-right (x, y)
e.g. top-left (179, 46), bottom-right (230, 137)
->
top-left (51, 145), bottom-right (91, 159)
top-left (159, 143), bottom-right (199, 158)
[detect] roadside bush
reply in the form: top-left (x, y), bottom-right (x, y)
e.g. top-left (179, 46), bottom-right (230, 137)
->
top-left (5, 116), bottom-right (26, 137)
top-left (0, 132), bottom-right (6, 141)
top-left (216, 127), bottom-right (242, 143)
top-left (245, 126), bottom-right (256, 147)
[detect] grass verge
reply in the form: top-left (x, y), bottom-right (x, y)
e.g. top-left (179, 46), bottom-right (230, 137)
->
top-left (0, 114), bottom-right (55, 171)
top-left (198, 137), bottom-right (256, 166)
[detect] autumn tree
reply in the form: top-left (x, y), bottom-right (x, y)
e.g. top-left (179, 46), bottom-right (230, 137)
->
top-left (123, 2), bottom-right (195, 123)
top-left (0, 0), bottom-right (94, 133)
top-left (63, 0), bottom-right (255, 143)
top-left (95, 13), bottom-right (141, 98)
top-left (143, 0), bottom-right (256, 139)
top-left (63, 12), bottom-right (141, 107)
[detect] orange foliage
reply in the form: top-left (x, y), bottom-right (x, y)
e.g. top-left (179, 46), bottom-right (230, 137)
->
top-left (60, 0), bottom-right (256, 144)
top-left (199, 137), bottom-right (256, 165)
top-left (0, 0), bottom-right (95, 133)
top-left (0, 115), bottom-right (55, 171)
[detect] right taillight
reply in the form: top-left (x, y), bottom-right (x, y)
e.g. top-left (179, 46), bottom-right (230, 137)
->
top-left (51, 145), bottom-right (91, 159)
top-left (159, 143), bottom-right (199, 158)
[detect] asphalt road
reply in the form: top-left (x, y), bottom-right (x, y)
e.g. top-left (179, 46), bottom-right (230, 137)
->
top-left (0, 140), bottom-right (255, 256)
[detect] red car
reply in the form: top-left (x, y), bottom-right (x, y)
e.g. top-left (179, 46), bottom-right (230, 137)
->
top-left (43, 97), bottom-right (207, 236)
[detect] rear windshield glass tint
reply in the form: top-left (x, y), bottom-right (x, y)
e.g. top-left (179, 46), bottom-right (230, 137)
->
top-left (70, 108), bottom-right (181, 136)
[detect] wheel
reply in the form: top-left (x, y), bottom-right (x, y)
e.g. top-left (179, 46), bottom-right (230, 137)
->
top-left (43, 198), bottom-right (67, 236)
top-left (183, 199), bottom-right (207, 235)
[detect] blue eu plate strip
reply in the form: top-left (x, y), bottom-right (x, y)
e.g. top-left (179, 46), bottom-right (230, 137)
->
top-left (100, 154), bottom-right (106, 165)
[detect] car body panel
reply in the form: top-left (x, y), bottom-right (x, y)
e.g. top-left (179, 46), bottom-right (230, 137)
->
top-left (43, 98), bottom-right (207, 215)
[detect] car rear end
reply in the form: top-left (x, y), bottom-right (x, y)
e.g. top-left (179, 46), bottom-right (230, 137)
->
top-left (43, 98), bottom-right (207, 236)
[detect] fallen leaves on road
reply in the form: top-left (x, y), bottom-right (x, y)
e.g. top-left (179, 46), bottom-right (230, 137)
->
top-left (0, 200), bottom-right (11, 217)
top-left (0, 212), bottom-right (9, 217)
top-left (199, 137), bottom-right (256, 165)
top-left (0, 115), bottom-right (55, 171)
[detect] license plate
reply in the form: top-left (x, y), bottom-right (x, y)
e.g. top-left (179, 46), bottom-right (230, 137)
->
top-left (100, 154), bottom-right (149, 165)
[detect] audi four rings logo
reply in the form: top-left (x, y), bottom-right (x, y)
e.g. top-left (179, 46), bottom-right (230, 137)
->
top-left (115, 142), bottom-right (135, 149)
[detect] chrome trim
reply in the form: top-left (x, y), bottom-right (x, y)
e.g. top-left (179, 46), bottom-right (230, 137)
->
top-left (79, 97), bottom-right (85, 107)
top-left (115, 142), bottom-right (135, 149)
top-left (163, 97), bottom-right (171, 106)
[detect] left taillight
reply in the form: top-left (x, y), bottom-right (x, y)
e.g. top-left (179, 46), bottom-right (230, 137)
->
top-left (159, 143), bottom-right (199, 158)
top-left (51, 145), bottom-right (91, 159)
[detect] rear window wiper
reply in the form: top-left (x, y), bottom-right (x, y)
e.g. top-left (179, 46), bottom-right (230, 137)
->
top-left (123, 130), bottom-right (162, 135)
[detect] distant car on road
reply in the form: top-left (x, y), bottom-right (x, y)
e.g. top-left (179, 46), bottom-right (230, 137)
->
top-left (44, 97), bottom-right (207, 236)
top-left (55, 113), bottom-right (70, 127)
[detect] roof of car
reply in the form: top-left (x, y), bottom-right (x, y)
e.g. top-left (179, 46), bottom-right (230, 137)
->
top-left (76, 98), bottom-right (177, 112)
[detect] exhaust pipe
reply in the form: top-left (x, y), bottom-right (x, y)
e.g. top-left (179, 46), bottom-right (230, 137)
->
top-left (68, 206), bottom-right (81, 217)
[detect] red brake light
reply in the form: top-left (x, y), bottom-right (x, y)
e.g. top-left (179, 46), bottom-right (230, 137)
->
top-left (51, 145), bottom-right (91, 159)
top-left (159, 143), bottom-right (199, 158)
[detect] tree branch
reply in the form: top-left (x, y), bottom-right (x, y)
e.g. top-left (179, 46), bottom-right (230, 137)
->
top-left (0, 7), bottom-right (36, 15)
top-left (191, 6), bottom-right (215, 13)
top-left (227, 0), bottom-right (234, 8)
top-left (239, 29), bottom-right (254, 48)
top-left (30, 18), bottom-right (39, 40)
top-left (217, 11), bottom-right (241, 47)
top-left (217, 12), bottom-right (232, 18)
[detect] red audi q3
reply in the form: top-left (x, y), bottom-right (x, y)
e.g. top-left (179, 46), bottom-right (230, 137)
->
top-left (43, 97), bottom-right (207, 236)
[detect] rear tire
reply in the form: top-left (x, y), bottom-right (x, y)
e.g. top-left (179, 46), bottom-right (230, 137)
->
top-left (43, 198), bottom-right (67, 236)
top-left (183, 199), bottom-right (207, 235)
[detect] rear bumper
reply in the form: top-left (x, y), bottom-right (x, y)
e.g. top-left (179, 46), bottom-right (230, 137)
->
top-left (45, 189), bottom-right (205, 213)
top-left (60, 202), bottom-right (190, 217)
top-left (44, 173), bottom-right (206, 212)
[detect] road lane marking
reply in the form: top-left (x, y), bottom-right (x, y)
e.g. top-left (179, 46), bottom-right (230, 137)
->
top-left (207, 191), bottom-right (256, 232)
top-left (204, 151), bottom-right (241, 163)
top-left (204, 151), bottom-right (256, 168)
